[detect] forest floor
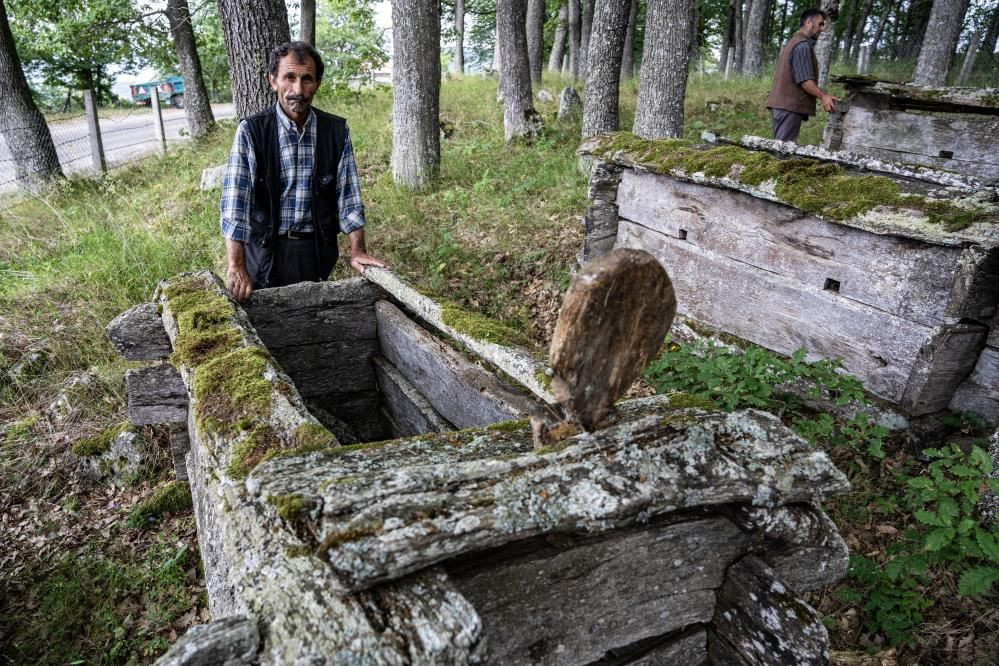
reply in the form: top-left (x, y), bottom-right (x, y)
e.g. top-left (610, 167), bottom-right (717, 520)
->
top-left (2, 62), bottom-right (998, 663)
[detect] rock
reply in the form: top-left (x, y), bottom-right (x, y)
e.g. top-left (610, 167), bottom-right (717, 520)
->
top-left (558, 86), bottom-right (582, 119)
top-left (537, 89), bottom-right (554, 103)
top-left (6, 349), bottom-right (49, 382)
top-left (154, 616), bottom-right (258, 666)
top-left (200, 164), bottom-right (226, 191)
top-left (74, 426), bottom-right (153, 486)
top-left (106, 302), bottom-right (172, 361)
top-left (46, 372), bottom-right (95, 425)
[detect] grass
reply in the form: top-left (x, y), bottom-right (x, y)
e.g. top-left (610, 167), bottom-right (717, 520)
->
top-left (1, 62), bottom-right (997, 663)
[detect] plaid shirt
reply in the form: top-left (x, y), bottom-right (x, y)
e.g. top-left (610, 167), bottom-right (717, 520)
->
top-left (790, 38), bottom-right (817, 85)
top-left (220, 104), bottom-right (365, 242)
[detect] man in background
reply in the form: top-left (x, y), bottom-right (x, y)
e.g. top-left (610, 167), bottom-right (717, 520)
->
top-left (766, 9), bottom-right (838, 143)
top-left (220, 41), bottom-right (386, 303)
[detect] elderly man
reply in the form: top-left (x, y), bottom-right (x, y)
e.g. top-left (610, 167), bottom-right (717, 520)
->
top-left (220, 41), bottom-right (386, 302)
top-left (765, 9), bottom-right (838, 143)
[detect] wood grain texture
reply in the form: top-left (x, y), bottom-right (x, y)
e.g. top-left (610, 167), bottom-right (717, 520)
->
top-left (153, 616), bottom-right (258, 666)
top-left (949, 346), bottom-right (999, 424)
top-left (106, 302), bottom-right (172, 361)
top-left (373, 356), bottom-right (454, 437)
top-left (376, 300), bottom-right (538, 428)
top-left (616, 219), bottom-right (930, 402)
top-left (126, 365), bottom-right (188, 425)
top-left (901, 324), bottom-right (989, 416)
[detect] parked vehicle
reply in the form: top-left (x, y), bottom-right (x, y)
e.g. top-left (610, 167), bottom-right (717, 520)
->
top-left (130, 76), bottom-right (185, 108)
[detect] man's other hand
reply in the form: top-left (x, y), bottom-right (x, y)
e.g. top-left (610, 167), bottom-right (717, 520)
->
top-left (350, 251), bottom-right (389, 274)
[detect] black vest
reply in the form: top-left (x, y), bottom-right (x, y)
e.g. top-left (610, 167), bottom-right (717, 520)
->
top-left (242, 106), bottom-right (348, 287)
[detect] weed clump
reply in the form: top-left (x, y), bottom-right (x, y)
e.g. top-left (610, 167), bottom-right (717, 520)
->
top-left (127, 481), bottom-right (192, 527)
top-left (71, 422), bottom-right (131, 457)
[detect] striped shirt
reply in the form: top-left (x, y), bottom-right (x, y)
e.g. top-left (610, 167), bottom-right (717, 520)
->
top-left (220, 104), bottom-right (365, 243)
top-left (790, 38), bottom-right (817, 85)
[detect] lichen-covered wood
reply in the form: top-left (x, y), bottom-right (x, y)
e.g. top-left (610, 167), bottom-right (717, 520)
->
top-left (373, 355), bottom-right (453, 437)
top-left (154, 616), bottom-right (258, 666)
top-left (106, 302), bottom-right (172, 360)
top-left (126, 365), bottom-right (188, 424)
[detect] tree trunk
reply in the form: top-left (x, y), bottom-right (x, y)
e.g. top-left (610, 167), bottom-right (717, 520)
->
top-left (549, 3), bottom-right (569, 72)
top-left (300, 0), bottom-right (316, 45)
top-left (620, 0), bottom-right (638, 78)
top-left (740, 0), bottom-right (767, 76)
top-left (527, 0), bottom-right (545, 84)
top-left (0, 0), bottom-right (62, 187)
top-left (955, 30), bottom-right (980, 85)
top-left (913, 0), bottom-right (969, 86)
top-left (983, 3), bottom-right (999, 60)
top-left (733, 0), bottom-right (745, 72)
top-left (391, 0), bottom-right (440, 188)
top-left (776, 0), bottom-right (789, 43)
top-left (869, 0), bottom-right (894, 58)
top-left (579, 0), bottom-right (596, 79)
top-left (815, 0), bottom-right (838, 88)
top-left (216, 0), bottom-right (290, 119)
top-left (582, 0), bottom-right (632, 136)
top-left (497, 0), bottom-right (541, 141)
top-left (850, 0), bottom-right (874, 62)
top-left (569, 0), bottom-right (582, 77)
top-left (633, 0), bottom-right (694, 138)
top-left (454, 0), bottom-right (465, 74)
top-left (166, 0), bottom-right (215, 140)
top-left (899, 0), bottom-right (933, 60)
top-left (719, 0), bottom-right (735, 74)
top-left (842, 0), bottom-right (858, 63)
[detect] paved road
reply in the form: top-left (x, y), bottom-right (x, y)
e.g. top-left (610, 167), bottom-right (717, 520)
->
top-left (0, 103), bottom-right (235, 194)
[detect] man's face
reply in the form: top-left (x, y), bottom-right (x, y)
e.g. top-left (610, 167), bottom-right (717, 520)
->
top-left (803, 16), bottom-right (826, 38)
top-left (269, 53), bottom-right (319, 121)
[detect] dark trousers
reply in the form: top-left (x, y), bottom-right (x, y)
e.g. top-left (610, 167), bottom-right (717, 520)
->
top-left (255, 236), bottom-right (336, 289)
top-left (770, 108), bottom-right (805, 142)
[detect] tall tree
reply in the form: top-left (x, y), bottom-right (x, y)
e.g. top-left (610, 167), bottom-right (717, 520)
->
top-left (849, 0), bottom-right (874, 61)
top-left (582, 0), bottom-right (631, 136)
top-left (868, 0), bottom-right (893, 57)
top-left (733, 0), bottom-right (745, 72)
top-left (815, 0), bottom-right (838, 87)
top-left (497, 0), bottom-right (541, 140)
top-left (897, 0), bottom-right (933, 59)
top-left (913, 0), bottom-right (969, 85)
top-left (454, 0), bottom-right (466, 73)
top-left (719, 0), bottom-right (736, 74)
top-left (569, 0), bottom-right (582, 76)
top-left (300, 0), bottom-right (316, 45)
top-left (216, 0), bottom-right (290, 119)
top-left (841, 0), bottom-right (858, 62)
top-left (579, 0), bottom-right (596, 78)
top-left (165, 0), bottom-right (215, 140)
top-left (549, 3), bottom-right (569, 71)
top-left (526, 0), bottom-right (545, 83)
top-left (0, 0), bottom-right (61, 186)
top-left (633, 0), bottom-right (693, 138)
top-left (620, 0), bottom-right (637, 77)
top-left (741, 0), bottom-right (767, 75)
top-left (981, 2), bottom-right (999, 60)
top-left (391, 0), bottom-right (440, 187)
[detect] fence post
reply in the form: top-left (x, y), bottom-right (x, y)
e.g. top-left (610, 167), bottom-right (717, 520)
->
top-left (83, 89), bottom-right (107, 174)
top-left (150, 93), bottom-right (166, 156)
top-left (857, 45), bottom-right (871, 75)
top-left (956, 32), bottom-right (981, 86)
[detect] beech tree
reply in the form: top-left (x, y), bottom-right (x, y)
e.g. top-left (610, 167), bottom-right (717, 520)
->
top-left (582, 0), bottom-right (632, 136)
top-left (216, 0), bottom-right (290, 119)
top-left (569, 0), bottom-right (581, 77)
top-left (165, 0), bottom-right (215, 139)
top-left (0, 0), bottom-right (61, 186)
top-left (497, 0), bottom-right (541, 140)
top-left (453, 0), bottom-right (465, 73)
top-left (740, 0), bottom-right (766, 75)
top-left (300, 0), bottom-right (316, 45)
top-left (526, 0), bottom-right (545, 83)
top-left (391, 0), bottom-right (440, 187)
top-left (579, 0), bottom-right (595, 78)
top-left (549, 3), bottom-right (568, 71)
top-left (633, 0), bottom-right (693, 138)
top-left (620, 0), bottom-right (637, 77)
top-left (815, 0), bottom-right (838, 87)
top-left (913, 0), bottom-right (969, 85)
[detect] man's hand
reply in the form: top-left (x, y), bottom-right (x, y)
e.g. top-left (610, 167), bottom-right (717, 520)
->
top-left (801, 80), bottom-right (838, 113)
top-left (347, 228), bottom-right (388, 274)
top-left (820, 93), bottom-right (838, 113)
top-left (225, 238), bottom-right (254, 302)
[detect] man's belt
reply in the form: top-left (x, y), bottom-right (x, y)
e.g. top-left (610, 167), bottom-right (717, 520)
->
top-left (281, 228), bottom-right (314, 240)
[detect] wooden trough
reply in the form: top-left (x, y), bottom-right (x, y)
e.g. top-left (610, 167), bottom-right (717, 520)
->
top-left (579, 132), bottom-right (999, 423)
top-left (108, 256), bottom-right (851, 665)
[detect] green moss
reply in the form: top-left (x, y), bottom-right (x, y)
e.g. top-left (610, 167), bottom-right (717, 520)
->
top-left (268, 494), bottom-right (306, 522)
top-left (284, 545), bottom-right (313, 558)
top-left (294, 423), bottom-right (337, 449)
top-left (227, 425), bottom-right (281, 479)
top-left (164, 277), bottom-right (243, 367)
top-left (317, 522), bottom-right (383, 554)
top-left (127, 481), bottom-right (192, 528)
top-left (192, 347), bottom-right (272, 437)
top-left (666, 392), bottom-right (718, 411)
top-left (533, 368), bottom-right (553, 391)
top-left (71, 423), bottom-right (131, 457)
top-left (2, 415), bottom-right (39, 452)
top-left (534, 440), bottom-right (573, 455)
top-left (487, 418), bottom-right (530, 432)
top-left (440, 302), bottom-right (533, 347)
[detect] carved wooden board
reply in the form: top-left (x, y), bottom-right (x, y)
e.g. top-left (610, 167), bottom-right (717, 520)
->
top-left (373, 356), bottom-right (453, 437)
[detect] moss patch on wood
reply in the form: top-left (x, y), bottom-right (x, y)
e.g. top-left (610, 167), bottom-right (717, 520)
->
top-left (440, 302), bottom-right (533, 347)
top-left (268, 493), bottom-right (306, 522)
top-left (585, 132), bottom-right (998, 231)
top-left (486, 418), bottom-right (531, 432)
top-left (164, 277), bottom-right (242, 367)
top-left (293, 423), bottom-right (337, 449)
top-left (227, 425), bottom-right (281, 480)
top-left (71, 423), bottom-right (131, 457)
top-left (192, 347), bottom-right (272, 437)
top-left (127, 481), bottom-right (192, 527)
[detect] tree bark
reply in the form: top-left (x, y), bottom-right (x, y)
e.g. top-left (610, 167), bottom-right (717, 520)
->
top-left (849, 0), bottom-right (874, 62)
top-left (391, 0), bottom-right (440, 188)
top-left (913, 0), bottom-right (969, 86)
top-left (983, 3), bottom-right (999, 60)
top-left (454, 0), bottom-right (465, 74)
top-left (582, 0), bottom-right (632, 137)
top-left (497, 0), bottom-right (541, 141)
top-left (216, 0), bottom-right (290, 119)
top-left (869, 0), bottom-right (894, 58)
top-left (740, 0), bottom-right (767, 76)
top-left (733, 0), bottom-right (746, 72)
top-left (0, 0), bottom-right (62, 187)
top-left (955, 30), bottom-right (980, 85)
top-left (842, 0), bottom-right (858, 63)
top-left (549, 3), bottom-right (569, 72)
top-left (569, 0), bottom-right (582, 77)
top-left (300, 0), bottom-right (316, 45)
top-left (815, 0), bottom-right (838, 88)
top-left (633, 0), bottom-right (694, 138)
top-left (899, 0), bottom-right (933, 60)
top-left (166, 0), bottom-right (215, 140)
top-left (527, 0), bottom-right (545, 84)
top-left (579, 0), bottom-right (596, 79)
top-left (620, 0), bottom-right (638, 78)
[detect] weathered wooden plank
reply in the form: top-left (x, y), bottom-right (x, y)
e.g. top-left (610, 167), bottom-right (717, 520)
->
top-left (946, 246), bottom-right (999, 321)
top-left (711, 556), bottom-right (830, 665)
top-left (375, 300), bottom-right (538, 428)
top-left (901, 324), bottom-right (989, 415)
top-left (949, 346), bottom-right (999, 424)
top-left (169, 422), bottom-right (190, 482)
top-left (616, 219), bottom-right (930, 402)
top-left (831, 78), bottom-right (999, 114)
top-left (107, 302), bottom-right (172, 361)
top-left (126, 365), bottom-right (188, 425)
top-left (616, 169), bottom-right (960, 326)
top-left (307, 390), bottom-right (385, 443)
top-left (833, 106), bottom-right (999, 179)
top-left (447, 518), bottom-right (743, 665)
top-left (253, 404), bottom-right (850, 593)
top-left (153, 616), bottom-right (258, 666)
top-left (265, 338), bottom-right (380, 397)
top-left (373, 356), bottom-right (453, 437)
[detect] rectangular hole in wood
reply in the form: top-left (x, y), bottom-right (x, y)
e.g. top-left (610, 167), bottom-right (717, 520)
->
top-left (677, 229), bottom-right (688, 241)
top-left (824, 278), bottom-right (841, 293)
top-left (939, 150), bottom-right (954, 159)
